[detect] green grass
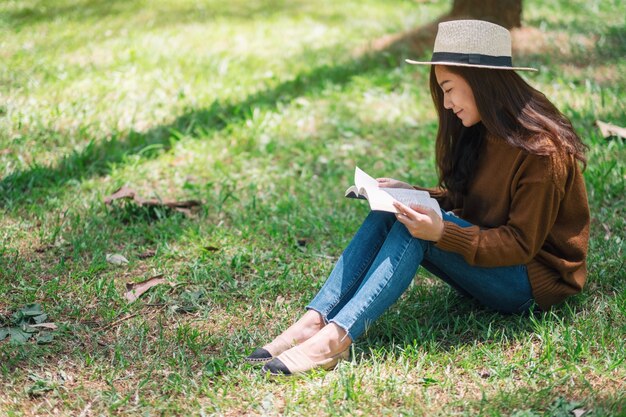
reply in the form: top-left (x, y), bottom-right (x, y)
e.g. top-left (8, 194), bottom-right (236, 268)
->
top-left (1, 0), bottom-right (625, 415)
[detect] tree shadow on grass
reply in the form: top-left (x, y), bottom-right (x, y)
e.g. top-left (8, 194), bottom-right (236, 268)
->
top-left (372, 11), bottom-right (626, 75)
top-left (7, 8), bottom-right (617, 210)
top-left (0, 61), bottom-right (363, 208)
top-left (0, 25), bottom-right (441, 210)
top-left (4, 0), bottom-right (354, 30)
top-left (515, 24), bottom-right (626, 71)
top-left (4, 2), bottom-right (622, 208)
top-left (357, 279), bottom-right (581, 358)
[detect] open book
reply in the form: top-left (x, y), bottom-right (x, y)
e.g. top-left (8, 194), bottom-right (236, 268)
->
top-left (345, 167), bottom-right (442, 218)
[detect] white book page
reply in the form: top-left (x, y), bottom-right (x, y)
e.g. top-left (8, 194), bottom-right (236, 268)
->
top-left (354, 166), bottom-right (379, 190)
top-left (353, 167), bottom-right (396, 212)
top-left (351, 167), bottom-right (441, 217)
top-left (383, 188), bottom-right (441, 217)
top-left (382, 187), bottom-right (430, 203)
top-left (364, 188), bottom-right (397, 212)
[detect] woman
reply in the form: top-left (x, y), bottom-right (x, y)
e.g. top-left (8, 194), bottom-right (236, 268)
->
top-left (246, 20), bottom-right (590, 376)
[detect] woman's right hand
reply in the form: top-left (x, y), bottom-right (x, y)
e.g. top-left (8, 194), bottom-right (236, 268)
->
top-left (376, 178), bottom-right (414, 189)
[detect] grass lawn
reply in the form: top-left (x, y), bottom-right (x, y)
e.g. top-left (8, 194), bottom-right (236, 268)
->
top-left (1, 0), bottom-right (624, 415)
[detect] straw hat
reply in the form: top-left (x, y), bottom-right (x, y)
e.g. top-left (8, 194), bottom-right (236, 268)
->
top-left (406, 19), bottom-right (537, 72)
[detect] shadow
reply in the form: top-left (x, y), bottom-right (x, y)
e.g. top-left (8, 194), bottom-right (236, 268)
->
top-left (3, 0), bottom-right (131, 28)
top-left (1, 24), bottom-right (441, 209)
top-left (524, 10), bottom-right (619, 36)
top-left (514, 24), bottom-right (626, 70)
top-left (4, 0), bottom-right (364, 30)
top-left (363, 10), bottom-right (625, 75)
top-left (356, 279), bottom-right (579, 356)
top-left (356, 14), bottom-right (446, 60)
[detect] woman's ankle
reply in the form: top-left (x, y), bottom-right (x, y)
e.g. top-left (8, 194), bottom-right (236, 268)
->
top-left (278, 310), bottom-right (325, 346)
top-left (325, 322), bottom-right (352, 353)
top-left (299, 323), bottom-right (352, 360)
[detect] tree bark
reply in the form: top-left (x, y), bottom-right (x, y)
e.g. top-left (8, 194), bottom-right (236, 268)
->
top-left (449, 0), bottom-right (522, 29)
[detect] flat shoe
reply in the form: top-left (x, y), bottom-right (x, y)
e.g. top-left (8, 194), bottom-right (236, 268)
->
top-left (245, 347), bottom-right (274, 364)
top-left (244, 335), bottom-right (294, 365)
top-left (262, 345), bottom-right (350, 376)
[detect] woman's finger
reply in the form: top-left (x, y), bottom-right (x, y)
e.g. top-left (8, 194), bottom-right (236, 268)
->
top-left (398, 203), bottom-right (434, 225)
top-left (393, 201), bottom-right (417, 219)
top-left (409, 204), bottom-right (432, 215)
top-left (393, 200), bottom-right (410, 212)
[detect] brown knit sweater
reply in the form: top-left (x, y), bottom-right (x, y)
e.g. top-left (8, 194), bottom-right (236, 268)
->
top-left (423, 135), bottom-right (590, 310)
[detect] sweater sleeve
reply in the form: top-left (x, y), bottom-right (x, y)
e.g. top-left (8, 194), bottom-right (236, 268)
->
top-left (434, 156), bottom-right (565, 267)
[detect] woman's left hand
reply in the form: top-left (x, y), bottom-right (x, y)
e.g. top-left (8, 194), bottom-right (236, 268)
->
top-left (393, 201), bottom-right (444, 242)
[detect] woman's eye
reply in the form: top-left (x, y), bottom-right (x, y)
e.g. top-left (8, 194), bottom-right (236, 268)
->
top-left (444, 89), bottom-right (452, 94)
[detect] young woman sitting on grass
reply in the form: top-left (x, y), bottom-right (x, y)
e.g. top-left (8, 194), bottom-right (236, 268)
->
top-left (245, 19), bottom-right (590, 376)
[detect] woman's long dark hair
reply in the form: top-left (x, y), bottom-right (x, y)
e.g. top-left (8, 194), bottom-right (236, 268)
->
top-left (429, 65), bottom-right (587, 203)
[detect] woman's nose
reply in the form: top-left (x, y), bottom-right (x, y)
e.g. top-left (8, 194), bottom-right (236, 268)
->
top-left (443, 96), bottom-right (452, 109)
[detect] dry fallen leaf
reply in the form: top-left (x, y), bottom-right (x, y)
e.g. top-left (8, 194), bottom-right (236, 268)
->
top-left (97, 339), bottom-right (110, 347)
top-left (572, 408), bottom-right (588, 417)
top-left (138, 248), bottom-right (156, 259)
top-left (34, 244), bottom-right (54, 253)
top-left (104, 186), bottom-right (137, 204)
top-left (104, 186), bottom-right (202, 217)
top-left (596, 120), bottom-right (626, 140)
top-left (142, 196), bottom-right (202, 209)
top-left (174, 207), bottom-right (195, 218)
top-left (29, 323), bottom-right (58, 330)
top-left (125, 275), bottom-right (169, 303)
top-left (106, 253), bottom-right (129, 265)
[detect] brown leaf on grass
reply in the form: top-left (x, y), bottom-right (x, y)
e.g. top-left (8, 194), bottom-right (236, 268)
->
top-left (96, 339), bottom-right (110, 347)
top-left (104, 186), bottom-right (202, 208)
top-left (29, 323), bottom-right (58, 330)
top-left (125, 275), bottom-right (169, 303)
top-left (104, 186), bottom-right (137, 204)
top-left (0, 149), bottom-right (12, 156)
top-left (174, 207), bottom-right (195, 218)
top-left (104, 186), bottom-right (202, 217)
top-left (143, 197), bottom-right (202, 209)
top-left (596, 120), bottom-right (626, 140)
top-left (137, 248), bottom-right (156, 259)
top-left (34, 244), bottom-right (54, 253)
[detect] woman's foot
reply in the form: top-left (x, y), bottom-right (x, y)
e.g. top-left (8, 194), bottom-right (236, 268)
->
top-left (262, 322), bottom-right (352, 376)
top-left (245, 310), bottom-right (326, 364)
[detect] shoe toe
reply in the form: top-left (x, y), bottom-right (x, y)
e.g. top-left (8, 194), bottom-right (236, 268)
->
top-left (262, 358), bottom-right (292, 376)
top-left (245, 348), bottom-right (273, 364)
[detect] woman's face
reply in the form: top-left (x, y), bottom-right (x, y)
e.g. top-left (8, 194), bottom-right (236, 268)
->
top-left (434, 66), bottom-right (481, 127)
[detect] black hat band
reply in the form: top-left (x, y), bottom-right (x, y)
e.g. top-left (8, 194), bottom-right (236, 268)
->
top-left (431, 52), bottom-right (513, 68)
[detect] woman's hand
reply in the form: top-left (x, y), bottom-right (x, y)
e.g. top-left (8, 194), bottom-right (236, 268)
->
top-left (377, 178), bottom-right (414, 189)
top-left (393, 201), bottom-right (444, 242)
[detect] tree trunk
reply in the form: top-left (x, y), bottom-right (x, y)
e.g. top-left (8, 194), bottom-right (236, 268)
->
top-left (449, 0), bottom-right (522, 29)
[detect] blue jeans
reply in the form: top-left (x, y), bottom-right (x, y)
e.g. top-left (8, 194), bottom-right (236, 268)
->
top-left (306, 211), bottom-right (535, 341)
